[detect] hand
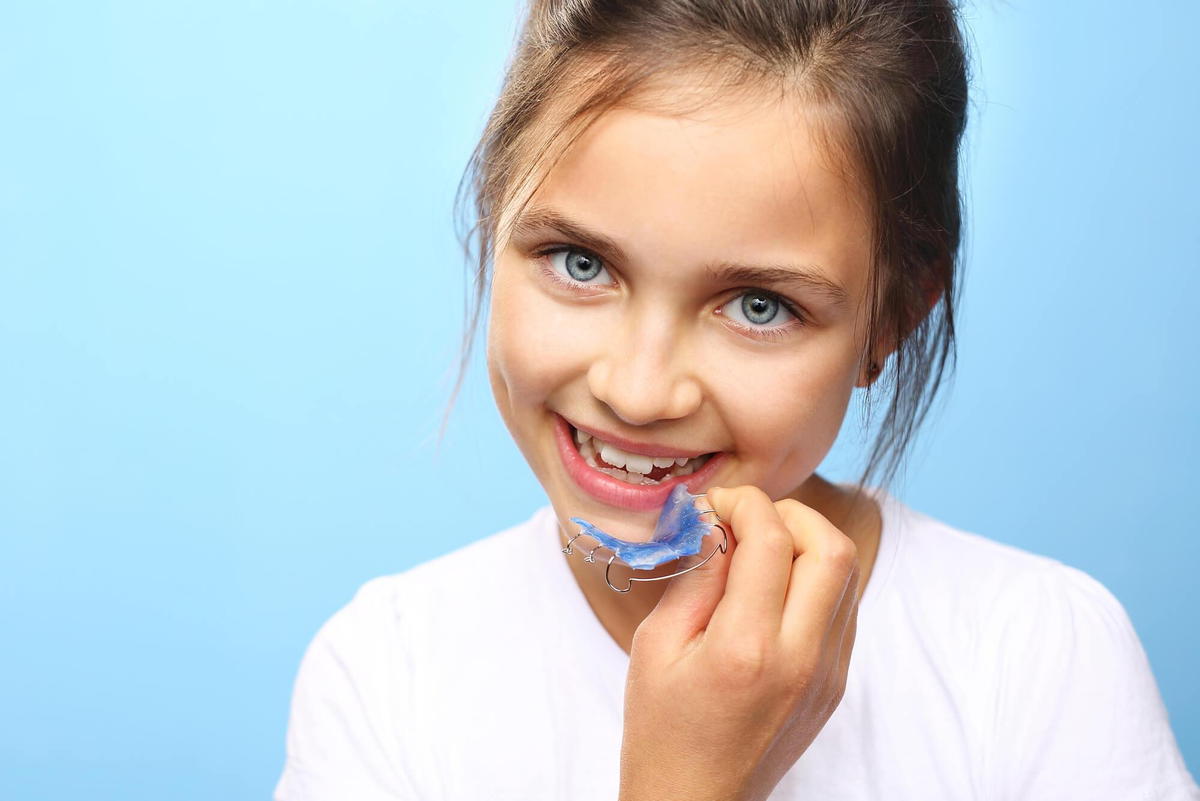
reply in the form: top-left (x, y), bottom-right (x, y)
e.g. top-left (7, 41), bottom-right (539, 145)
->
top-left (617, 485), bottom-right (862, 801)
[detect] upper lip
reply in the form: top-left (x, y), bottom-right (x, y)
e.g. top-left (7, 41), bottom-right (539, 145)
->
top-left (561, 414), bottom-right (717, 460)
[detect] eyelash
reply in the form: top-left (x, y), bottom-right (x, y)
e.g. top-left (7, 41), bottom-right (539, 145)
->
top-left (531, 244), bottom-right (809, 341)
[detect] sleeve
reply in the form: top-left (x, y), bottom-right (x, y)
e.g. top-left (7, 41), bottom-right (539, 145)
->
top-left (979, 562), bottom-right (1199, 801)
top-left (274, 578), bottom-right (421, 801)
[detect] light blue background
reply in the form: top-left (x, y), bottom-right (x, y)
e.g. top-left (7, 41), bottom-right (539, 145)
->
top-left (2, 1), bottom-right (1196, 798)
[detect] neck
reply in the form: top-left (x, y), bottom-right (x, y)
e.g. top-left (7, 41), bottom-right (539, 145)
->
top-left (557, 473), bottom-right (883, 655)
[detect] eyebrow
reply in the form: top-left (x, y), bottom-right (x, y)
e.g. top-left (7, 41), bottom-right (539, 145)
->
top-left (513, 205), bottom-right (850, 309)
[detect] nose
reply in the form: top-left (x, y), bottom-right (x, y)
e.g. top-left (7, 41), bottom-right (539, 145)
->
top-left (586, 306), bottom-right (703, 426)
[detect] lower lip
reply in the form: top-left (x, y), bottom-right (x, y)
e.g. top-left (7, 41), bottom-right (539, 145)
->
top-left (552, 413), bottom-right (727, 512)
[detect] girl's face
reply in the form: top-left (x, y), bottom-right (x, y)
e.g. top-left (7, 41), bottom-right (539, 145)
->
top-left (487, 86), bottom-right (878, 543)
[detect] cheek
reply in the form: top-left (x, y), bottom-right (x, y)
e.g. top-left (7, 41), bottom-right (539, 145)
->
top-left (487, 257), bottom-right (589, 405)
top-left (716, 339), bottom-right (857, 490)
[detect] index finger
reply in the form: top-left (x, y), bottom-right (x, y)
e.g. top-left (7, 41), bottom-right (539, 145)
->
top-left (774, 499), bottom-right (860, 650)
top-left (704, 485), bottom-right (796, 642)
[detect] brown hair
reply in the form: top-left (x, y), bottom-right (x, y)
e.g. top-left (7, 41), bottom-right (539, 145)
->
top-left (450, 0), bottom-right (970, 495)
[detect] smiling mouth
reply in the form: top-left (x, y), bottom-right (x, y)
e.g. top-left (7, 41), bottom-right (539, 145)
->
top-left (569, 424), bottom-right (715, 485)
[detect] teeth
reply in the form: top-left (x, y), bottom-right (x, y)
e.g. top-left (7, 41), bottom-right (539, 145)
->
top-left (597, 440), bottom-right (679, 475)
top-left (600, 438), bottom-right (657, 474)
top-left (573, 426), bottom-right (710, 485)
top-left (624, 453), bottom-right (654, 475)
top-left (598, 442), bottom-right (627, 470)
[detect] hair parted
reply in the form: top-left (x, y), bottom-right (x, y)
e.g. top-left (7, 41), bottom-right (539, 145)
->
top-left (450, 0), bottom-right (970, 495)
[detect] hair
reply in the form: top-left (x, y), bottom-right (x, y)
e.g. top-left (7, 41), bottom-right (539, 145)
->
top-left (449, 0), bottom-right (970, 498)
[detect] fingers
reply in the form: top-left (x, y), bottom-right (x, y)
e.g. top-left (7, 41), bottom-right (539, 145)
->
top-left (833, 582), bottom-right (860, 690)
top-left (775, 499), bottom-right (860, 651)
top-left (644, 496), bottom-right (737, 647)
top-left (702, 486), bottom-right (796, 640)
top-left (646, 486), bottom-right (862, 665)
top-left (822, 565), bottom-right (861, 711)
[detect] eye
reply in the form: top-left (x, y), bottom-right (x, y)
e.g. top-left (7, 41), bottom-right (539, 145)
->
top-left (544, 246), bottom-right (614, 285)
top-left (710, 288), bottom-right (806, 340)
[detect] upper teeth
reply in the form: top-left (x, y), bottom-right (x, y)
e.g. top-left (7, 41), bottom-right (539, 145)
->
top-left (573, 427), bottom-right (704, 484)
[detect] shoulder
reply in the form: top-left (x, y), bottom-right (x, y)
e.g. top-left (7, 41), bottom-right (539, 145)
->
top-left (313, 505), bottom-right (556, 648)
top-left (877, 496), bottom-right (1198, 797)
top-left (276, 507), bottom-right (561, 799)
top-left (868, 495), bottom-right (1151, 707)
top-left (877, 495), bottom-right (1123, 636)
top-left (883, 496), bottom-right (1065, 594)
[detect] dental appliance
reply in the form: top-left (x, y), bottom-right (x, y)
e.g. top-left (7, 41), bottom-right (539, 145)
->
top-left (563, 484), bottom-right (728, 593)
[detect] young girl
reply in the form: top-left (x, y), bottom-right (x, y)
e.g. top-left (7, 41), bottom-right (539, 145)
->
top-left (275, 1), bottom-right (1197, 799)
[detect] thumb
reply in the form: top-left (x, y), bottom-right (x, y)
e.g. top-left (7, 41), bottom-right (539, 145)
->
top-left (641, 488), bottom-right (736, 645)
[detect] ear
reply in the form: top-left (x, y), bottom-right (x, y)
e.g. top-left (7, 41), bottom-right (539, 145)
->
top-left (921, 285), bottom-right (944, 321)
top-left (854, 349), bottom-right (889, 388)
top-left (854, 284), bottom-right (943, 388)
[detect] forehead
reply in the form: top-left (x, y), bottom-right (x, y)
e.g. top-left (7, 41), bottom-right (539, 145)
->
top-left (521, 84), bottom-right (872, 298)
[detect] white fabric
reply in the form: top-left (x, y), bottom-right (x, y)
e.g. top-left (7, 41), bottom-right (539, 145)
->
top-left (275, 489), bottom-right (1199, 800)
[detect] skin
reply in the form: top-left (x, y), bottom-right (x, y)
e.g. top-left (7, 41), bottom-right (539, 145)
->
top-left (486, 80), bottom-right (898, 800)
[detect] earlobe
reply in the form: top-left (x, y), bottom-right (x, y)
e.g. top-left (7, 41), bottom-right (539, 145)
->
top-left (857, 277), bottom-right (943, 389)
top-left (926, 285), bottom-right (944, 310)
top-left (855, 358), bottom-right (883, 388)
top-left (858, 282), bottom-right (942, 387)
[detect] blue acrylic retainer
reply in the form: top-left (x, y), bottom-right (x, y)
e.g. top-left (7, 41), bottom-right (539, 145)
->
top-left (564, 484), bottom-right (729, 593)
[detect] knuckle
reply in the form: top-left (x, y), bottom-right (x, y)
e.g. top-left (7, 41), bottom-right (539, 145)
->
top-left (713, 637), bottom-right (774, 683)
top-left (778, 652), bottom-right (821, 700)
top-left (734, 484), bottom-right (772, 506)
top-left (789, 648), bottom-right (822, 683)
top-left (775, 497), bottom-right (805, 516)
top-left (630, 615), bottom-right (669, 656)
top-left (628, 626), bottom-right (653, 658)
top-left (824, 534), bottom-right (858, 571)
top-left (760, 522), bottom-right (794, 555)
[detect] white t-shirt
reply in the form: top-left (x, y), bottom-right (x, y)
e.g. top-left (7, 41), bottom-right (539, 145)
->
top-left (275, 489), bottom-right (1199, 800)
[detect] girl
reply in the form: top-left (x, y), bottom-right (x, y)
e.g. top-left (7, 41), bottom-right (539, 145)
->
top-left (276, 1), bottom-right (1198, 799)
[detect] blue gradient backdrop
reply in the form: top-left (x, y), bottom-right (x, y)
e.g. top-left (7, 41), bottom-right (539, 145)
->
top-left (2, 1), bottom-right (1196, 798)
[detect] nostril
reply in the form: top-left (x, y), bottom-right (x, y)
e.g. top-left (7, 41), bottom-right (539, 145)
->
top-left (586, 353), bottom-right (702, 426)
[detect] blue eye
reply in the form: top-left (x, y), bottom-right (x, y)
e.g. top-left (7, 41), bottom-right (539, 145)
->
top-left (547, 247), bottom-right (613, 284)
top-left (721, 290), bottom-right (796, 329)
